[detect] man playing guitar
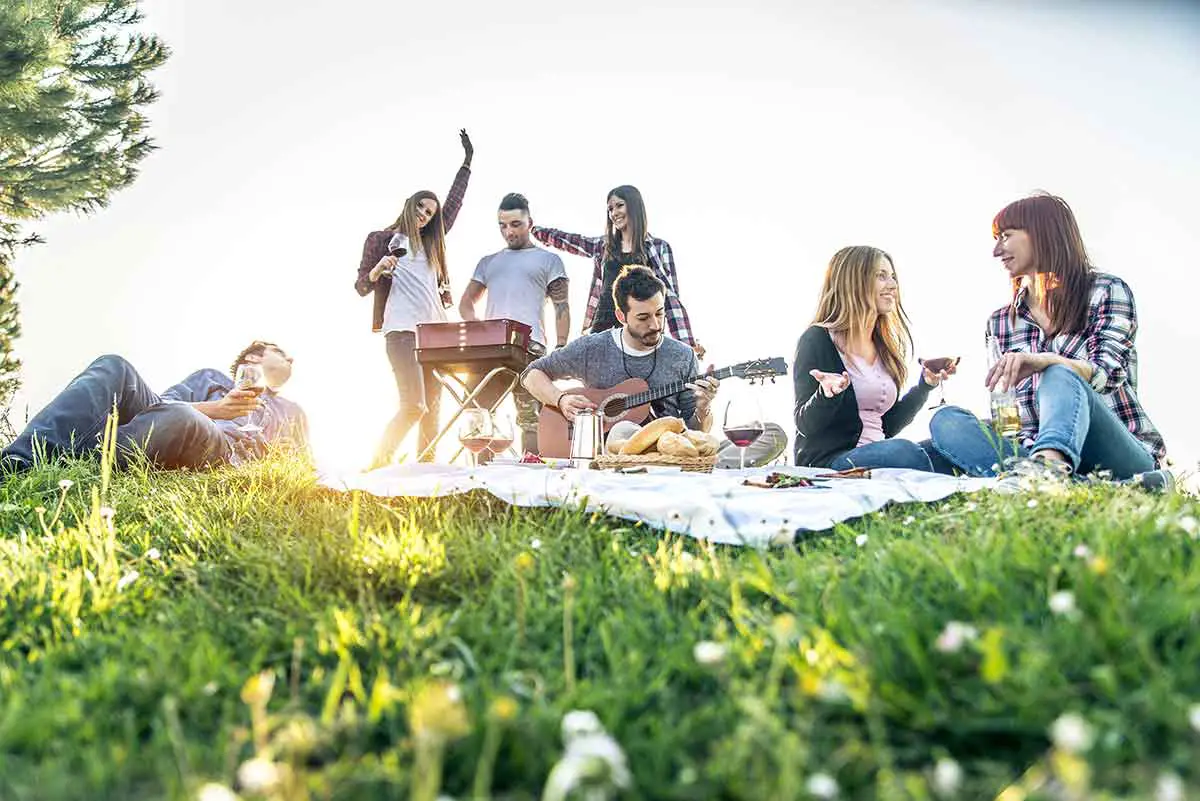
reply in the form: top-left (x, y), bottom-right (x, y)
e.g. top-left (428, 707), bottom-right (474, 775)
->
top-left (521, 266), bottom-right (720, 439)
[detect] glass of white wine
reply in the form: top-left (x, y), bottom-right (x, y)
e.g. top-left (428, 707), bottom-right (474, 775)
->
top-left (233, 363), bottom-right (266, 433)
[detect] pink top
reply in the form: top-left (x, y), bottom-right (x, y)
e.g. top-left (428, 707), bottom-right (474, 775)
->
top-left (839, 350), bottom-right (898, 446)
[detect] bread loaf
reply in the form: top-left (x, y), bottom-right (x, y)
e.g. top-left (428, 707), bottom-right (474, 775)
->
top-left (657, 431), bottom-right (700, 458)
top-left (683, 429), bottom-right (721, 456)
top-left (608, 420), bottom-right (643, 442)
top-left (619, 416), bottom-right (686, 455)
top-left (606, 437), bottom-right (629, 455)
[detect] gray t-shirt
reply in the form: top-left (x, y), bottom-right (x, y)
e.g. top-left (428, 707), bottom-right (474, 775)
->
top-left (471, 245), bottom-right (567, 348)
top-left (526, 328), bottom-right (701, 424)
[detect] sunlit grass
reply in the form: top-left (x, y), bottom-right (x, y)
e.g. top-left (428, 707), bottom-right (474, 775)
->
top-left (0, 452), bottom-right (1198, 800)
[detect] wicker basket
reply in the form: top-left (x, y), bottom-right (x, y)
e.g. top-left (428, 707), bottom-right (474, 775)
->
top-left (593, 452), bottom-right (718, 473)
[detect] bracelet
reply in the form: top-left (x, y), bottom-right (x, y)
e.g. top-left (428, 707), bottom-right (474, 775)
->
top-left (555, 391), bottom-right (567, 408)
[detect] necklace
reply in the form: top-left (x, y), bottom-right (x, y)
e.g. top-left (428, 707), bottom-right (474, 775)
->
top-left (619, 330), bottom-right (658, 381)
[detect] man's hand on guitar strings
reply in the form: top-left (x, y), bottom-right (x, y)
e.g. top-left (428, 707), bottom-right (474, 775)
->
top-left (557, 391), bottom-right (597, 422)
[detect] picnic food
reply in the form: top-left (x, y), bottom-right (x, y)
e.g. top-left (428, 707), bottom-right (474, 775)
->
top-left (657, 431), bottom-right (700, 458)
top-left (619, 416), bottom-right (686, 455)
top-left (683, 429), bottom-right (721, 456)
top-left (606, 437), bottom-right (629, 455)
top-left (608, 420), bottom-right (643, 442)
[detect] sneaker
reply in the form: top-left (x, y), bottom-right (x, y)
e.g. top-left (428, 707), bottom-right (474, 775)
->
top-left (1000, 454), bottom-right (1073, 485)
top-left (0, 453), bottom-right (30, 476)
top-left (1124, 469), bottom-right (1176, 493)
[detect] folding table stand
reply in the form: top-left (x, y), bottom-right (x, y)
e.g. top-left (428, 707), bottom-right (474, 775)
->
top-left (414, 343), bottom-right (534, 464)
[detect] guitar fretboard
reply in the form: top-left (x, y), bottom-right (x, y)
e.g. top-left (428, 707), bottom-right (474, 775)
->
top-left (618, 366), bottom-right (739, 411)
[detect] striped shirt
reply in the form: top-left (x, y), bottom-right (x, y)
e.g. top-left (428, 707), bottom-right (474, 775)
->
top-left (529, 227), bottom-right (697, 347)
top-left (986, 271), bottom-right (1166, 465)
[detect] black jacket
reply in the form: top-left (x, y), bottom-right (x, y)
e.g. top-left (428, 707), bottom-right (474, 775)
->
top-left (792, 325), bottom-right (933, 467)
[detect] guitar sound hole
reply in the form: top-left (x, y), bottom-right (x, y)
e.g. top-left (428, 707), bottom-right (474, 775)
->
top-left (603, 399), bottom-right (625, 418)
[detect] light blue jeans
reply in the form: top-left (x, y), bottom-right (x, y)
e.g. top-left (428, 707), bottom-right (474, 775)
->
top-left (829, 438), bottom-right (942, 472)
top-left (927, 365), bottom-right (1155, 479)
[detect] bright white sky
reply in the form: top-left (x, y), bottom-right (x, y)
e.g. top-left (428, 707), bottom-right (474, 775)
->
top-left (9, 0), bottom-right (1200, 474)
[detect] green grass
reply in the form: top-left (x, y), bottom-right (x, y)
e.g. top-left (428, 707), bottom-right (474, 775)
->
top-left (0, 454), bottom-right (1198, 800)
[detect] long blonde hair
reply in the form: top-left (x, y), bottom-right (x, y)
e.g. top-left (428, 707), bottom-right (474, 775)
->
top-left (812, 246), bottom-right (912, 389)
top-left (386, 190), bottom-right (449, 285)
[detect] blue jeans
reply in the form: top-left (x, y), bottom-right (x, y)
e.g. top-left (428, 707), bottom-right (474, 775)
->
top-left (375, 331), bottom-right (441, 464)
top-left (927, 365), bottom-right (1155, 479)
top-left (828, 437), bottom-right (942, 472)
top-left (2, 355), bottom-right (231, 470)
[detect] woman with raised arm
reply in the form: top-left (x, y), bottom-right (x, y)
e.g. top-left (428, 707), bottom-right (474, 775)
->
top-left (793, 246), bottom-right (954, 470)
top-left (926, 193), bottom-right (1169, 487)
top-left (531, 185), bottom-right (704, 356)
top-left (355, 129), bottom-right (472, 469)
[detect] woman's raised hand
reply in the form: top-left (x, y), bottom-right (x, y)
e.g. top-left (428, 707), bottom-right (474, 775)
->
top-left (810, 369), bottom-right (851, 398)
top-left (459, 128), bottom-right (473, 166)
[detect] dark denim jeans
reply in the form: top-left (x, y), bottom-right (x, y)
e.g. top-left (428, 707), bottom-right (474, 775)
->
top-left (2, 355), bottom-right (231, 470)
top-left (927, 365), bottom-right (1155, 479)
top-left (828, 437), bottom-right (943, 472)
top-left (375, 331), bottom-right (441, 465)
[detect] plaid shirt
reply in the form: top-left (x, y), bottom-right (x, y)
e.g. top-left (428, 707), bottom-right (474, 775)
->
top-left (986, 271), bottom-right (1166, 465)
top-left (355, 165), bottom-right (471, 332)
top-left (529, 227), bottom-right (697, 347)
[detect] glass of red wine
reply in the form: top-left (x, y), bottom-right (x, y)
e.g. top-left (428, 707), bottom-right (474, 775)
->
top-left (918, 356), bottom-right (959, 410)
top-left (487, 414), bottom-right (516, 459)
top-left (722, 396), bottom-right (765, 471)
top-left (457, 408), bottom-right (493, 469)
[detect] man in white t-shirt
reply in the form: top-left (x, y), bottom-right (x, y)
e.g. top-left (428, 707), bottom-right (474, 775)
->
top-left (459, 193), bottom-right (570, 456)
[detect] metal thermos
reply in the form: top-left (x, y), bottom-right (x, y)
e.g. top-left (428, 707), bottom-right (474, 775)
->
top-left (569, 409), bottom-right (603, 468)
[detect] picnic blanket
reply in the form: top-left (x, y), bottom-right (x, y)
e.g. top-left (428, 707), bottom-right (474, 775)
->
top-left (320, 464), bottom-right (998, 548)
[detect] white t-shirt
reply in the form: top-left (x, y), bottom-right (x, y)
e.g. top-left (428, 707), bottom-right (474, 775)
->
top-left (470, 245), bottom-right (567, 348)
top-left (382, 236), bottom-right (446, 335)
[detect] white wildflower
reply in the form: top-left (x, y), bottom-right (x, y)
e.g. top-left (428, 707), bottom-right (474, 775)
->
top-left (1188, 703), bottom-right (1200, 734)
top-left (146, 547), bottom-right (161, 561)
top-left (561, 710), bottom-right (605, 743)
top-left (693, 640), bottom-right (728, 667)
top-left (530, 537), bottom-right (542, 550)
top-left (1178, 515), bottom-right (1198, 537)
top-left (203, 681), bottom-right (219, 696)
top-left (932, 757), bottom-right (963, 797)
top-left (1072, 544), bottom-right (1091, 559)
top-left (543, 711), bottom-right (632, 801)
top-left (935, 621), bottom-right (978, 654)
top-left (855, 534), bottom-right (869, 547)
top-left (58, 479), bottom-right (73, 490)
top-left (963, 501), bottom-right (978, 512)
top-left (117, 570), bottom-right (140, 592)
top-left (197, 783), bottom-right (239, 801)
top-left (805, 772), bottom-right (839, 799)
top-left (99, 506), bottom-right (115, 522)
top-left (1049, 591), bottom-right (1076, 616)
top-left (236, 757), bottom-right (281, 793)
top-left (1050, 712), bottom-right (1095, 754)
top-left (903, 516), bottom-right (915, 526)
top-left (1026, 499), bottom-right (1039, 509)
top-left (1155, 771), bottom-right (1184, 801)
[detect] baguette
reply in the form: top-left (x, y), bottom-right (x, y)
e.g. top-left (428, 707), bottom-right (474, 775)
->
top-left (683, 429), bottom-right (721, 456)
top-left (657, 431), bottom-right (700, 458)
top-left (619, 416), bottom-right (686, 455)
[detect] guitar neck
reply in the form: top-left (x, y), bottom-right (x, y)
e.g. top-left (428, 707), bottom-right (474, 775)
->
top-left (622, 366), bottom-right (738, 409)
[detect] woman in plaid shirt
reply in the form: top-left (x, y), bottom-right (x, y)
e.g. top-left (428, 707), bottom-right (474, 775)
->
top-left (531, 185), bottom-right (703, 356)
top-left (927, 193), bottom-right (1168, 483)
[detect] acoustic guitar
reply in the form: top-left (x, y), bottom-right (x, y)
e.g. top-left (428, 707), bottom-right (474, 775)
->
top-left (536, 357), bottom-right (788, 458)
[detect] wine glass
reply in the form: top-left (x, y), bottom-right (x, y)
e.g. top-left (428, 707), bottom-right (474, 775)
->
top-left (458, 408), bottom-right (494, 469)
top-left (722, 395), bottom-right (765, 471)
top-left (918, 356), bottom-right (959, 410)
top-left (233, 363), bottom-right (266, 433)
top-left (487, 414), bottom-right (516, 459)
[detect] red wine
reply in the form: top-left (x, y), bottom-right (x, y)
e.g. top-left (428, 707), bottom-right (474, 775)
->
top-left (919, 356), bottom-right (960, 372)
top-left (724, 425), bottom-right (764, 448)
top-left (487, 436), bottom-right (514, 453)
top-left (460, 436), bottom-right (492, 454)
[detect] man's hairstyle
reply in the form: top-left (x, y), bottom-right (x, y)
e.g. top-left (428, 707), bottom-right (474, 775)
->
top-left (230, 340), bottom-right (280, 377)
top-left (498, 192), bottom-right (530, 215)
top-left (612, 265), bottom-right (665, 313)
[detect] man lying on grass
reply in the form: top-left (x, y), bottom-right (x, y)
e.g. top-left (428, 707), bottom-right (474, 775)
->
top-left (0, 341), bottom-right (308, 473)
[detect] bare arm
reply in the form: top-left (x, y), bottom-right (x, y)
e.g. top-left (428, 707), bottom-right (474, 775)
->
top-left (547, 277), bottom-right (570, 347)
top-left (459, 280), bottom-right (486, 322)
top-left (521, 367), bottom-right (594, 421)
